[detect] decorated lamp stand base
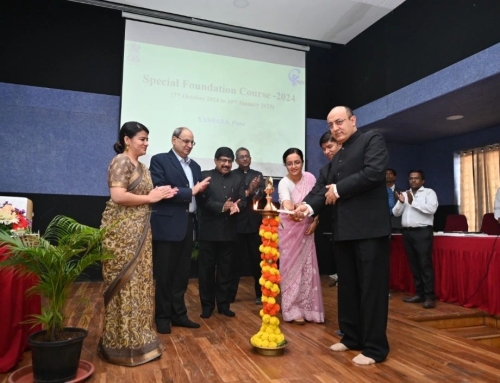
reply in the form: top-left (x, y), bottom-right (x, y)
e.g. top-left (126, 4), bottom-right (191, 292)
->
top-left (250, 339), bottom-right (289, 356)
top-left (250, 178), bottom-right (288, 355)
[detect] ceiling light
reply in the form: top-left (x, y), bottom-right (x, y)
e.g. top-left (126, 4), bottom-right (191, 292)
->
top-left (234, 0), bottom-right (249, 8)
top-left (446, 115), bottom-right (464, 120)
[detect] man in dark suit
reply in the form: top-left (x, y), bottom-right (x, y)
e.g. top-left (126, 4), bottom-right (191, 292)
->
top-left (197, 147), bottom-right (246, 318)
top-left (227, 147), bottom-right (264, 305)
top-left (316, 131), bottom-right (342, 284)
top-left (295, 106), bottom-right (391, 365)
top-left (150, 127), bottom-right (210, 334)
top-left (386, 168), bottom-right (402, 233)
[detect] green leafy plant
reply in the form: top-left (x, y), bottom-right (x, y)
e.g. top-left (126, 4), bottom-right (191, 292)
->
top-left (191, 240), bottom-right (199, 260)
top-left (0, 215), bottom-right (113, 342)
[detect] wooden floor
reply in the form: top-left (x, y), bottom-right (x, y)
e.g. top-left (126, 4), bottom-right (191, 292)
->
top-left (3, 276), bottom-right (500, 383)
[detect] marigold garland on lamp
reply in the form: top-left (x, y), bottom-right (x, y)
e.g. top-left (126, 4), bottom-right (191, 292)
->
top-left (250, 177), bottom-right (288, 355)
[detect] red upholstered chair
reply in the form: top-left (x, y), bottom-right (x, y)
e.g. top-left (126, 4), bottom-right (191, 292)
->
top-left (444, 214), bottom-right (469, 232)
top-left (480, 213), bottom-right (500, 235)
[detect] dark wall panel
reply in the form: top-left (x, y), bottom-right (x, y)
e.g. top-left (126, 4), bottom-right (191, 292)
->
top-left (334, 0), bottom-right (500, 108)
top-left (0, 0), bottom-right (125, 96)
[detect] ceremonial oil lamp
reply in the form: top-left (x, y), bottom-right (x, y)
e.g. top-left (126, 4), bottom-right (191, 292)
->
top-left (250, 177), bottom-right (288, 356)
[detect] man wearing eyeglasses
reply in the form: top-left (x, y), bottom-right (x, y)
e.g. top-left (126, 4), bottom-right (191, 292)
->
top-left (150, 127), bottom-right (211, 334)
top-left (295, 106), bottom-right (391, 365)
top-left (196, 147), bottom-right (246, 319)
top-left (227, 147), bottom-right (265, 305)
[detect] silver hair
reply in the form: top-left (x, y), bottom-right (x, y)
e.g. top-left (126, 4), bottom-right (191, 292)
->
top-left (172, 127), bottom-right (187, 138)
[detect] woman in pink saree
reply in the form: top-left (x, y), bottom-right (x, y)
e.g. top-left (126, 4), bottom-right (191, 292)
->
top-left (278, 148), bottom-right (324, 324)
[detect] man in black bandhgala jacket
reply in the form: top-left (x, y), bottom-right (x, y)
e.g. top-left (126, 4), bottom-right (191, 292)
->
top-left (196, 147), bottom-right (246, 319)
top-left (227, 147), bottom-right (264, 305)
top-left (295, 106), bottom-right (391, 365)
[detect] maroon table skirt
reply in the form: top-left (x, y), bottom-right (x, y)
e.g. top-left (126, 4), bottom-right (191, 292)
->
top-left (0, 245), bottom-right (41, 373)
top-left (389, 234), bottom-right (500, 315)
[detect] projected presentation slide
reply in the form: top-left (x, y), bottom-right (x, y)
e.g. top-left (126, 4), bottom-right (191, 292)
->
top-left (121, 20), bottom-right (306, 176)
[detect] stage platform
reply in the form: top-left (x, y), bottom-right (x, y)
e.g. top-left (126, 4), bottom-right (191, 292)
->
top-left (2, 276), bottom-right (500, 383)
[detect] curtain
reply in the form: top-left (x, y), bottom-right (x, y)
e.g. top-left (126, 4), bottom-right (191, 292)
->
top-left (460, 145), bottom-right (500, 231)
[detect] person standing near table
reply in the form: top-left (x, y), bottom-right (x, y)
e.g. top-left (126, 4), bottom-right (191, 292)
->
top-left (227, 147), bottom-right (264, 305)
top-left (392, 169), bottom-right (439, 309)
top-left (150, 127), bottom-right (211, 334)
top-left (197, 147), bottom-right (246, 318)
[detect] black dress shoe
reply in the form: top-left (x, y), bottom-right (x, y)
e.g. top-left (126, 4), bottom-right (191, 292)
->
top-left (200, 310), bottom-right (213, 319)
top-left (172, 318), bottom-right (201, 328)
top-left (218, 308), bottom-right (235, 317)
top-left (156, 322), bottom-right (171, 334)
top-left (423, 299), bottom-right (436, 309)
top-left (403, 295), bottom-right (424, 303)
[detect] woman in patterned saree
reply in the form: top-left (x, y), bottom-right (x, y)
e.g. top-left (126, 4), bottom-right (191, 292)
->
top-left (278, 148), bottom-right (324, 325)
top-left (98, 122), bottom-right (177, 366)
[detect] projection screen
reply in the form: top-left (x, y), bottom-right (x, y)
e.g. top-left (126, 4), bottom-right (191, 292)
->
top-left (121, 20), bottom-right (306, 176)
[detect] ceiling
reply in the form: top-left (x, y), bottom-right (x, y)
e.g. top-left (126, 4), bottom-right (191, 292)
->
top-left (103, 0), bottom-right (405, 45)
top-left (361, 72), bottom-right (500, 144)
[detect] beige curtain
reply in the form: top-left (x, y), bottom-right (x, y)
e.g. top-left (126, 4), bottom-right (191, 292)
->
top-left (460, 146), bottom-right (500, 231)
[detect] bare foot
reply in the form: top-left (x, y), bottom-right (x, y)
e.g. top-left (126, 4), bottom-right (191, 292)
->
top-left (352, 354), bottom-right (375, 365)
top-left (329, 343), bottom-right (348, 351)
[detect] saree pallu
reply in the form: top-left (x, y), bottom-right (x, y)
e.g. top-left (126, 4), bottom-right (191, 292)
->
top-left (279, 172), bottom-right (324, 323)
top-left (98, 155), bottom-right (164, 366)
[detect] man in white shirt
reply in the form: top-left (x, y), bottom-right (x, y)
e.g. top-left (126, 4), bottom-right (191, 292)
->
top-left (494, 187), bottom-right (500, 223)
top-left (393, 169), bottom-right (438, 309)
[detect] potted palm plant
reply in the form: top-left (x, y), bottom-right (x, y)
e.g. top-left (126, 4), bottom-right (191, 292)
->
top-left (0, 215), bottom-right (113, 383)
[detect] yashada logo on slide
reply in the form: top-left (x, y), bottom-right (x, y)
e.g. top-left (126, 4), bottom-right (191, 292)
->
top-left (288, 69), bottom-right (305, 86)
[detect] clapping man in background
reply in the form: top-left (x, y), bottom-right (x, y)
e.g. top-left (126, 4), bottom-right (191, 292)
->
top-left (227, 147), bottom-right (265, 305)
top-left (393, 169), bottom-right (438, 309)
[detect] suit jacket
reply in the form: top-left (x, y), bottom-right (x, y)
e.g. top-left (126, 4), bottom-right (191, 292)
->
top-left (196, 169), bottom-right (246, 241)
top-left (317, 162), bottom-right (334, 234)
top-left (304, 130), bottom-right (391, 241)
top-left (149, 150), bottom-right (202, 241)
top-left (232, 168), bottom-right (264, 234)
top-left (389, 185), bottom-right (403, 231)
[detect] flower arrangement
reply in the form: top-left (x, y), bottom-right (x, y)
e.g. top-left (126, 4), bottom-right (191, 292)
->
top-left (0, 202), bottom-right (31, 234)
top-left (250, 216), bottom-right (286, 349)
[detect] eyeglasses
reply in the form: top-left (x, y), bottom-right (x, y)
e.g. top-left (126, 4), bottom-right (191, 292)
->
top-left (285, 160), bottom-right (302, 167)
top-left (237, 155), bottom-right (250, 160)
top-left (409, 177), bottom-right (422, 180)
top-left (327, 117), bottom-right (350, 129)
top-left (175, 136), bottom-right (195, 146)
top-left (217, 158), bottom-right (233, 164)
